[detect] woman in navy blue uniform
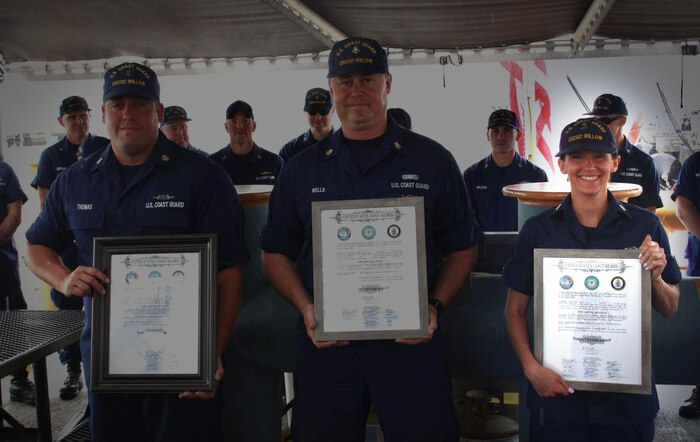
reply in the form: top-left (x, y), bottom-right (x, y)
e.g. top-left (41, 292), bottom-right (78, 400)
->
top-left (503, 117), bottom-right (680, 441)
top-left (261, 37), bottom-right (483, 442)
top-left (25, 63), bottom-right (248, 441)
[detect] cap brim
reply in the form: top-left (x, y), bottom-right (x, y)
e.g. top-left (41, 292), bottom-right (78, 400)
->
top-left (104, 87), bottom-right (159, 103)
top-left (488, 122), bottom-right (519, 130)
top-left (556, 144), bottom-right (617, 157)
top-left (304, 104), bottom-right (332, 113)
top-left (327, 65), bottom-right (388, 79)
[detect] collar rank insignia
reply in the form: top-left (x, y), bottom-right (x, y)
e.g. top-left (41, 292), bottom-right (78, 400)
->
top-left (96, 157), bottom-right (103, 165)
top-left (161, 155), bottom-right (170, 161)
top-left (325, 148), bottom-right (334, 156)
top-left (393, 142), bottom-right (402, 150)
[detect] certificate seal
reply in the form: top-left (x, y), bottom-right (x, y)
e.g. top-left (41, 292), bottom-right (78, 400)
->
top-left (337, 226), bottom-right (351, 241)
top-left (559, 275), bottom-right (574, 290)
top-left (362, 225), bottom-right (376, 240)
top-left (387, 224), bottom-right (401, 238)
top-left (584, 275), bottom-right (599, 290)
top-left (611, 276), bottom-right (626, 290)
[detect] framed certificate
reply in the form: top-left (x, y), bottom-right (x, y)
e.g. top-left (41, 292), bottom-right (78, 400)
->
top-left (91, 234), bottom-right (217, 392)
top-left (534, 248), bottom-right (651, 394)
top-left (312, 197), bottom-right (429, 341)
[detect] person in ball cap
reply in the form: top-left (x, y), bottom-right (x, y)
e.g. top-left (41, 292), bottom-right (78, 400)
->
top-left (279, 87), bottom-right (335, 162)
top-left (587, 93), bottom-right (662, 211)
top-left (27, 96), bottom-right (110, 404)
top-left (504, 117), bottom-right (680, 442)
top-left (464, 109), bottom-right (548, 232)
top-left (25, 62), bottom-right (248, 441)
top-left (261, 36), bottom-right (483, 441)
top-left (387, 107), bottom-right (412, 130)
top-left (210, 100), bottom-right (282, 184)
top-left (670, 121), bottom-right (700, 420)
top-left (160, 105), bottom-right (208, 156)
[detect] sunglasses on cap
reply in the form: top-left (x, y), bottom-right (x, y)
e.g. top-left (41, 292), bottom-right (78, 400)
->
top-left (308, 110), bottom-right (330, 116)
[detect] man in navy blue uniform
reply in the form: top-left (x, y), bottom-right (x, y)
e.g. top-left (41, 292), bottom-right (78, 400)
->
top-left (25, 62), bottom-right (248, 441)
top-left (260, 37), bottom-right (483, 442)
top-left (464, 109), bottom-right (548, 231)
top-left (210, 100), bottom-right (282, 184)
top-left (0, 159), bottom-right (32, 404)
top-left (279, 88), bottom-right (335, 162)
top-left (503, 118), bottom-right (680, 441)
top-left (160, 105), bottom-right (208, 156)
top-left (31, 95), bottom-right (109, 400)
top-left (587, 93), bottom-right (662, 211)
top-left (387, 107), bottom-right (412, 130)
top-left (671, 152), bottom-right (700, 419)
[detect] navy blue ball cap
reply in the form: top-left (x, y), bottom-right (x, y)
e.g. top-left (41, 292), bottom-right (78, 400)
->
top-left (103, 62), bottom-right (160, 102)
top-left (488, 109), bottom-right (519, 130)
top-left (226, 100), bottom-right (254, 120)
top-left (59, 96), bottom-right (91, 116)
top-left (161, 106), bottom-right (191, 125)
top-left (327, 37), bottom-right (388, 79)
top-left (586, 93), bottom-right (628, 116)
top-left (304, 88), bottom-right (333, 113)
top-left (557, 118), bottom-right (617, 157)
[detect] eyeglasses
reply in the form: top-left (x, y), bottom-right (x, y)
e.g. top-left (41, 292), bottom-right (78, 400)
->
top-left (308, 110), bottom-right (330, 116)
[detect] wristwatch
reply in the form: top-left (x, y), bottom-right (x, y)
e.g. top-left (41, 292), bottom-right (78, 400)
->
top-left (428, 297), bottom-right (444, 316)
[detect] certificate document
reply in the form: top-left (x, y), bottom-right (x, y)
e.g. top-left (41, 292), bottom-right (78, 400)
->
top-left (534, 249), bottom-right (651, 394)
top-left (107, 252), bottom-right (200, 375)
top-left (312, 197), bottom-right (429, 341)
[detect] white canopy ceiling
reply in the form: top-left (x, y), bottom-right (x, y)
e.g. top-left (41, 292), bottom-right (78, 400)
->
top-left (1, 0), bottom-right (698, 66)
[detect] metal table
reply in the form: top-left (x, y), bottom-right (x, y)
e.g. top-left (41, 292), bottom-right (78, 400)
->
top-left (1, 310), bottom-right (84, 441)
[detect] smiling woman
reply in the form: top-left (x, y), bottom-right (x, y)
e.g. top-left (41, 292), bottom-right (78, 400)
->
top-left (502, 117), bottom-right (681, 442)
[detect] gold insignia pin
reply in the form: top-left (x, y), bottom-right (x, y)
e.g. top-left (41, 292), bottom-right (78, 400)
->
top-left (162, 155), bottom-right (170, 161)
top-left (325, 149), bottom-right (333, 156)
top-left (96, 158), bottom-right (103, 165)
top-left (394, 142), bottom-right (402, 150)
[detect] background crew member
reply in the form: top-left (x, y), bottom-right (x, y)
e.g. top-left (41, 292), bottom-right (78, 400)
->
top-left (210, 100), bottom-right (282, 184)
top-left (160, 105), bottom-right (208, 156)
top-left (260, 37), bottom-right (483, 442)
top-left (587, 93), bottom-right (662, 211)
top-left (1, 158), bottom-right (31, 404)
top-left (387, 107), bottom-right (412, 130)
top-left (503, 117), bottom-right (680, 441)
top-left (279, 87), bottom-right (335, 162)
top-left (464, 109), bottom-right (547, 231)
top-left (25, 62), bottom-right (249, 441)
top-left (30, 95), bottom-right (109, 400)
top-left (671, 152), bottom-right (700, 419)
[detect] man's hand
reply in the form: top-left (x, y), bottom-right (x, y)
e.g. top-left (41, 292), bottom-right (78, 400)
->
top-left (395, 305), bottom-right (438, 345)
top-left (60, 266), bottom-right (110, 297)
top-left (179, 357), bottom-right (224, 400)
top-left (303, 303), bottom-right (349, 349)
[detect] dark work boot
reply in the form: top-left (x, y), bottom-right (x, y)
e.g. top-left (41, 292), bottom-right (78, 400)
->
top-left (10, 373), bottom-right (36, 405)
top-left (679, 386), bottom-right (700, 419)
top-left (59, 362), bottom-right (83, 400)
